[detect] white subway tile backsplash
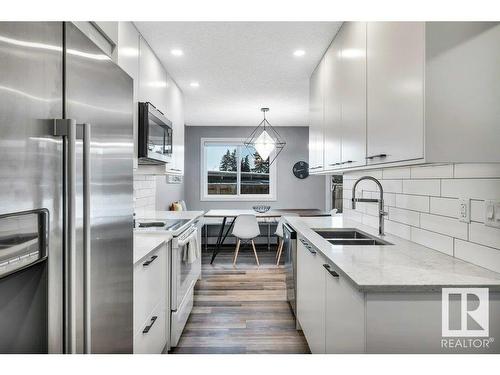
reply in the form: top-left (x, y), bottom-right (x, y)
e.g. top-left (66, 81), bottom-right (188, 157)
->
top-left (356, 179), bottom-right (378, 192)
top-left (343, 208), bottom-right (363, 222)
top-left (380, 179), bottom-right (403, 193)
top-left (381, 192), bottom-right (396, 207)
top-left (469, 222), bottom-right (500, 250)
top-left (454, 239), bottom-right (500, 273)
top-left (343, 170), bottom-right (382, 180)
top-left (420, 213), bottom-right (468, 240)
top-left (454, 163), bottom-right (500, 179)
top-left (362, 214), bottom-right (379, 229)
top-left (470, 200), bottom-right (485, 223)
top-left (343, 188), bottom-right (352, 200)
top-left (388, 207), bottom-right (420, 226)
top-left (402, 179), bottom-right (440, 196)
top-left (410, 164), bottom-right (454, 179)
top-left (410, 227), bottom-right (454, 256)
top-left (441, 179), bottom-right (500, 200)
top-left (134, 174), bottom-right (156, 212)
top-left (395, 194), bottom-right (430, 212)
top-left (384, 219), bottom-right (411, 240)
top-left (343, 164), bottom-right (500, 273)
top-left (429, 197), bottom-right (458, 218)
top-left (382, 167), bottom-right (411, 179)
top-left (365, 202), bottom-right (380, 216)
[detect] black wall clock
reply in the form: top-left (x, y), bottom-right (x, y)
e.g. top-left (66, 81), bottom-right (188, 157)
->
top-left (293, 161), bottom-right (309, 179)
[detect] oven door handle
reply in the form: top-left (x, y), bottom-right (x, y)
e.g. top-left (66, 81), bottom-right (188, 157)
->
top-left (177, 227), bottom-right (197, 247)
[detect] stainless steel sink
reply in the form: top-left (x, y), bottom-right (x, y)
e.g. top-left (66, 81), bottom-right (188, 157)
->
top-left (314, 229), bottom-right (393, 246)
top-left (315, 229), bottom-right (370, 240)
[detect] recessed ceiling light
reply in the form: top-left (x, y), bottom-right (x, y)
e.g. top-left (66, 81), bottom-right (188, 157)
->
top-left (171, 49), bottom-right (183, 56)
top-left (190, 82), bottom-right (200, 88)
top-left (293, 49), bottom-right (305, 57)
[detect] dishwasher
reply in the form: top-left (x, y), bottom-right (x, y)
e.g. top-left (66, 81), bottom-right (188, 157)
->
top-left (283, 223), bottom-right (298, 326)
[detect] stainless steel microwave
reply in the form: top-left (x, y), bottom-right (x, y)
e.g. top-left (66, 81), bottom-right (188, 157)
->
top-left (138, 102), bottom-right (173, 164)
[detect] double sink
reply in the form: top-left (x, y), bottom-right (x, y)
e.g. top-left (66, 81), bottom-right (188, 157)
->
top-left (314, 229), bottom-right (393, 246)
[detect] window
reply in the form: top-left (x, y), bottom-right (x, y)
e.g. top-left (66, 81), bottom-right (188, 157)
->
top-left (201, 138), bottom-right (276, 201)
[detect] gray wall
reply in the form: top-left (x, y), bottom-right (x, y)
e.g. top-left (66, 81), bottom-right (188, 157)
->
top-left (184, 126), bottom-right (325, 211)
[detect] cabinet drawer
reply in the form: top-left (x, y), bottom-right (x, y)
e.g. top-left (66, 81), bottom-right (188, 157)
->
top-left (134, 244), bottom-right (167, 336)
top-left (134, 302), bottom-right (167, 354)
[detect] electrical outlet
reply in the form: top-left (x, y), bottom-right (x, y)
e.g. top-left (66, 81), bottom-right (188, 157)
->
top-left (458, 198), bottom-right (470, 223)
top-left (485, 200), bottom-right (500, 229)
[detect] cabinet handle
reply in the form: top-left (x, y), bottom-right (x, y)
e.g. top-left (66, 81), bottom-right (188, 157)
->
top-left (323, 264), bottom-right (339, 278)
top-left (300, 238), bottom-right (316, 253)
top-left (306, 246), bottom-right (316, 254)
top-left (329, 161), bottom-right (353, 167)
top-left (142, 316), bottom-right (158, 334)
top-left (365, 154), bottom-right (387, 160)
top-left (309, 166), bottom-right (323, 170)
top-left (142, 255), bottom-right (158, 267)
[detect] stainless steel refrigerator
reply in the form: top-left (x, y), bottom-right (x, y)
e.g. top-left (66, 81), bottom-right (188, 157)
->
top-left (0, 22), bottom-right (134, 353)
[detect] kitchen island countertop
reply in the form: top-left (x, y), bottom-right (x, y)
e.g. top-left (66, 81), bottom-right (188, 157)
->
top-left (284, 215), bottom-right (500, 292)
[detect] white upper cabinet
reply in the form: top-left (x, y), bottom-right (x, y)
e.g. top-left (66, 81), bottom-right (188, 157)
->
top-left (308, 62), bottom-right (325, 172)
top-left (320, 22), bottom-right (367, 172)
top-left (165, 76), bottom-right (185, 175)
top-left (425, 22), bottom-right (500, 163)
top-left (339, 22), bottom-right (367, 168)
top-left (366, 22), bottom-right (425, 165)
top-left (136, 36), bottom-right (185, 175)
top-left (138, 37), bottom-right (168, 114)
top-left (323, 36), bottom-right (342, 168)
top-left (311, 22), bottom-right (500, 173)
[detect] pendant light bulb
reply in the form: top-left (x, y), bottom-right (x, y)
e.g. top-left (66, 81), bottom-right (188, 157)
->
top-left (254, 129), bottom-right (275, 160)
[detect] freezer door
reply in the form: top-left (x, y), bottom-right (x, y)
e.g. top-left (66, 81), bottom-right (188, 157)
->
top-left (0, 22), bottom-right (64, 353)
top-left (64, 23), bottom-right (134, 353)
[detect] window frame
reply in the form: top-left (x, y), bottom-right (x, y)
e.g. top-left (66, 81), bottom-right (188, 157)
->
top-left (200, 138), bottom-right (277, 201)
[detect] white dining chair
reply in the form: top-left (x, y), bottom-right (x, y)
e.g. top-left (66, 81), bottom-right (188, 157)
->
top-left (232, 214), bottom-right (260, 266)
top-left (274, 214), bottom-right (298, 266)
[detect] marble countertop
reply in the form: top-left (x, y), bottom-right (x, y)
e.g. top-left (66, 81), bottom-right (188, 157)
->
top-left (135, 210), bottom-right (205, 236)
top-left (284, 215), bottom-right (500, 292)
top-left (137, 210), bottom-right (205, 221)
top-left (133, 232), bottom-right (172, 264)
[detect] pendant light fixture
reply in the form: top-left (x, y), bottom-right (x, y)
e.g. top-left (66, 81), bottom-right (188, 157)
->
top-left (244, 108), bottom-right (285, 166)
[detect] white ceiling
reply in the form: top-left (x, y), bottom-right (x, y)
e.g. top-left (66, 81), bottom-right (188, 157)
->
top-left (135, 22), bottom-right (342, 127)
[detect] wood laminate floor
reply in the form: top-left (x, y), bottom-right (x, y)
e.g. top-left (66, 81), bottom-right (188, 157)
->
top-left (171, 245), bottom-right (310, 354)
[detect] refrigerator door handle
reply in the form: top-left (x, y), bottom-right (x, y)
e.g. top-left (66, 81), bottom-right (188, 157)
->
top-left (53, 118), bottom-right (77, 354)
top-left (53, 120), bottom-right (91, 354)
top-left (80, 123), bottom-right (91, 354)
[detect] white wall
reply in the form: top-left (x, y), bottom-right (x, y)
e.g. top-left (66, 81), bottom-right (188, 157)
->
top-left (342, 163), bottom-right (500, 273)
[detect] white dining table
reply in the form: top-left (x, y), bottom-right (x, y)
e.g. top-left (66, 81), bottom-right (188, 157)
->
top-left (204, 209), bottom-right (330, 264)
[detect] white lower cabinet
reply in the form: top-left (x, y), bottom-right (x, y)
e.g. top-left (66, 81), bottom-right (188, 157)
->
top-left (296, 235), bottom-right (500, 353)
top-left (134, 302), bottom-right (167, 354)
top-left (296, 239), bottom-right (326, 354)
top-left (133, 241), bottom-right (169, 353)
top-left (325, 263), bottom-right (365, 353)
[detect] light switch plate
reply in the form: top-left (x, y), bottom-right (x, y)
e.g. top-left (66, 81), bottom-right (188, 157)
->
top-left (485, 200), bottom-right (500, 229)
top-left (458, 197), bottom-right (470, 223)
